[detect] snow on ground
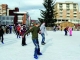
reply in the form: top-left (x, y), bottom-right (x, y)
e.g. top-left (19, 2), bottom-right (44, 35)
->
top-left (0, 31), bottom-right (80, 60)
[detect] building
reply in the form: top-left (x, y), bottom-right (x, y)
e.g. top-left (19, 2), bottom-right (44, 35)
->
top-left (9, 7), bottom-right (19, 25)
top-left (54, 1), bottom-right (80, 30)
top-left (0, 15), bottom-right (14, 25)
top-left (0, 4), bottom-right (30, 26)
top-left (14, 12), bottom-right (30, 26)
top-left (0, 4), bottom-right (8, 16)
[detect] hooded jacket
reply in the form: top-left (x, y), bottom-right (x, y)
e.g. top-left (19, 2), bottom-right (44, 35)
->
top-left (40, 23), bottom-right (46, 33)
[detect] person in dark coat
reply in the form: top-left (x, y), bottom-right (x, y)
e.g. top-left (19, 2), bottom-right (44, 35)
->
top-left (0, 26), bottom-right (4, 44)
top-left (21, 25), bottom-right (27, 46)
top-left (9, 25), bottom-right (12, 34)
top-left (64, 27), bottom-right (68, 36)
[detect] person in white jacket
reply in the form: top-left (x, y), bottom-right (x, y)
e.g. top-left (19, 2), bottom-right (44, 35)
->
top-left (40, 22), bottom-right (47, 45)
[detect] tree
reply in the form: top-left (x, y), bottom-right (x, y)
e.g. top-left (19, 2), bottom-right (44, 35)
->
top-left (38, 0), bottom-right (57, 27)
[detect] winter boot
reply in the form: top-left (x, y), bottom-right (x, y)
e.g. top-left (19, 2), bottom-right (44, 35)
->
top-left (37, 52), bottom-right (42, 55)
top-left (34, 55), bottom-right (38, 59)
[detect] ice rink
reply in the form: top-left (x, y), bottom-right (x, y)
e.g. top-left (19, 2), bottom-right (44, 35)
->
top-left (0, 31), bottom-right (80, 60)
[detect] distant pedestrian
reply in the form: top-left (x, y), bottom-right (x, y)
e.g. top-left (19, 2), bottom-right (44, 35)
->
top-left (53, 26), bottom-right (56, 31)
top-left (16, 24), bottom-right (21, 38)
top-left (21, 25), bottom-right (27, 46)
top-left (68, 27), bottom-right (72, 36)
top-left (0, 26), bottom-right (4, 44)
top-left (9, 25), bottom-right (12, 34)
top-left (64, 27), bottom-right (68, 36)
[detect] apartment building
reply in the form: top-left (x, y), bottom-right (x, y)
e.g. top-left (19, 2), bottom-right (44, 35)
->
top-left (54, 1), bottom-right (80, 24)
top-left (54, 1), bottom-right (80, 30)
top-left (0, 4), bottom-right (8, 16)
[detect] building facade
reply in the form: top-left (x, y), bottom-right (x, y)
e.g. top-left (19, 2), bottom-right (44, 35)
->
top-left (9, 7), bottom-right (19, 25)
top-left (0, 16), bottom-right (14, 25)
top-left (54, 1), bottom-right (80, 24)
top-left (54, 1), bottom-right (80, 30)
top-left (0, 4), bottom-right (8, 16)
top-left (14, 12), bottom-right (30, 26)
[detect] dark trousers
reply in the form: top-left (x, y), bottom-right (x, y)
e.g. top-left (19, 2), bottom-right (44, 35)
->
top-left (22, 36), bottom-right (26, 45)
top-left (10, 29), bottom-right (12, 34)
top-left (65, 31), bottom-right (67, 35)
top-left (17, 31), bottom-right (20, 38)
top-left (0, 35), bottom-right (4, 43)
top-left (32, 39), bottom-right (40, 57)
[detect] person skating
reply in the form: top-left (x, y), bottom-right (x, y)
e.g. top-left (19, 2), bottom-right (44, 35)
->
top-left (64, 27), bottom-right (68, 36)
top-left (21, 25), bottom-right (27, 46)
top-left (68, 27), bottom-right (72, 36)
top-left (23, 23), bottom-right (42, 59)
top-left (0, 26), bottom-right (4, 44)
top-left (40, 22), bottom-right (47, 45)
top-left (16, 24), bottom-right (21, 38)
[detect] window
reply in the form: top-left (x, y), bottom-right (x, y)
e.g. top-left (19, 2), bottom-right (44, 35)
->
top-left (2, 17), bottom-right (5, 20)
top-left (66, 4), bottom-right (70, 9)
top-left (73, 4), bottom-right (76, 6)
top-left (67, 13), bottom-right (70, 14)
top-left (73, 9), bottom-right (77, 11)
top-left (62, 20), bottom-right (65, 21)
top-left (66, 6), bottom-right (69, 9)
top-left (60, 16), bottom-right (62, 17)
top-left (73, 4), bottom-right (76, 8)
top-left (66, 4), bottom-right (69, 6)
top-left (60, 9), bottom-right (63, 11)
top-left (74, 16), bottom-right (77, 18)
top-left (60, 12), bottom-right (62, 14)
top-left (58, 20), bottom-right (61, 21)
top-left (74, 13), bottom-right (77, 14)
top-left (66, 9), bottom-right (70, 11)
top-left (59, 3), bottom-right (62, 6)
top-left (67, 16), bottom-right (70, 18)
top-left (66, 20), bottom-right (68, 21)
top-left (59, 6), bottom-right (63, 9)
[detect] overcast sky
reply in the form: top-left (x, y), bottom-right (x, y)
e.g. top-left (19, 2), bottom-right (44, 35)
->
top-left (0, 0), bottom-right (80, 20)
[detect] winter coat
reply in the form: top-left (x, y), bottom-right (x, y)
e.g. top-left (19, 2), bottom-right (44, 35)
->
top-left (40, 23), bottom-right (46, 34)
top-left (68, 27), bottom-right (72, 35)
top-left (24, 26), bottom-right (40, 40)
top-left (0, 28), bottom-right (4, 36)
top-left (21, 26), bottom-right (26, 36)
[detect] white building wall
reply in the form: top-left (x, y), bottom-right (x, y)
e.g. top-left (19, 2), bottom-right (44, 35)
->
top-left (7, 9), bottom-right (9, 16)
top-left (70, 4), bottom-right (73, 9)
top-left (63, 4), bottom-right (66, 9)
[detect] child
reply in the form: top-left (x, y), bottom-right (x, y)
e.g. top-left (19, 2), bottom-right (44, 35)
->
top-left (68, 27), bottom-right (72, 36)
top-left (23, 23), bottom-right (42, 59)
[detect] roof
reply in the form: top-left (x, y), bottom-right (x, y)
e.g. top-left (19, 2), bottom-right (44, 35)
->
top-left (14, 12), bottom-right (27, 14)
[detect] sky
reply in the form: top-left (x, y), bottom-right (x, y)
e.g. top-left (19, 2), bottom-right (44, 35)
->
top-left (0, 0), bottom-right (80, 20)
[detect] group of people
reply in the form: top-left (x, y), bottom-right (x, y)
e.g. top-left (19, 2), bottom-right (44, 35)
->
top-left (0, 22), bottom-right (47, 59)
top-left (9, 22), bottom-right (47, 59)
top-left (22, 22), bottom-right (47, 59)
top-left (64, 27), bottom-right (73, 36)
top-left (0, 22), bottom-right (74, 59)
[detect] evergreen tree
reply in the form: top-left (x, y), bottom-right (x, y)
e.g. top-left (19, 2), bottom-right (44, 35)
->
top-left (38, 0), bottom-right (57, 27)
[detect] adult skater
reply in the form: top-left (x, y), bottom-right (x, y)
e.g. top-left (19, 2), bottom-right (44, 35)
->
top-left (40, 22), bottom-right (47, 45)
top-left (0, 26), bottom-right (4, 44)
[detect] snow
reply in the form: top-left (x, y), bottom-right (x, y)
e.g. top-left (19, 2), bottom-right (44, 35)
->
top-left (0, 31), bottom-right (80, 60)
